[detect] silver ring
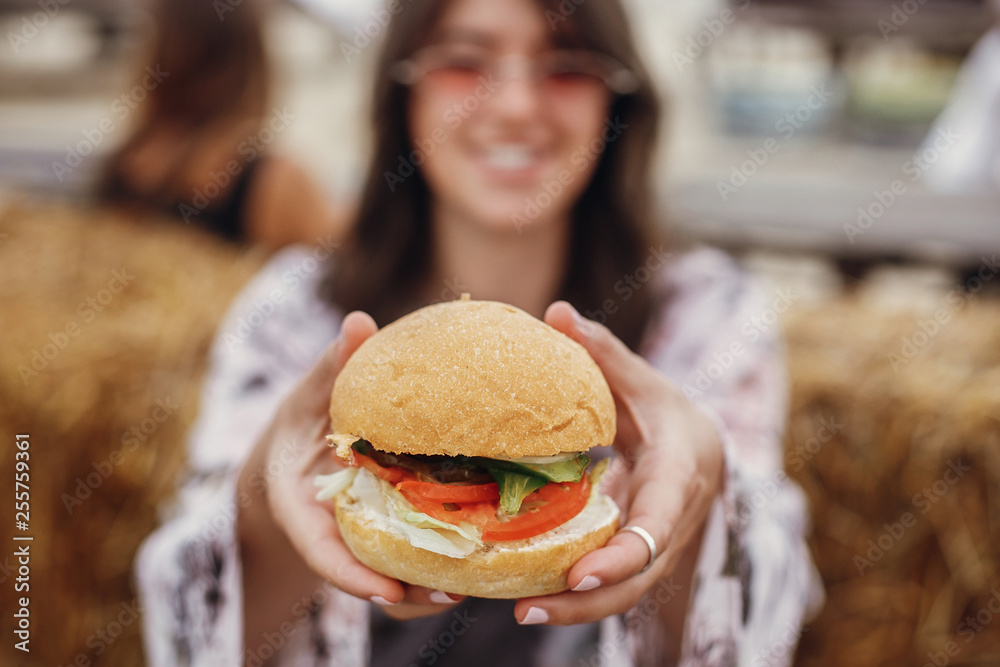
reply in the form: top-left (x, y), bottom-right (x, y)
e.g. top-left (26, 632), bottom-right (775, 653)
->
top-left (618, 525), bottom-right (657, 574)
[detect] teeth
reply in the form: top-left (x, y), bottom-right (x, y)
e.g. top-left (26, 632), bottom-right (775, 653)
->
top-left (485, 145), bottom-right (535, 171)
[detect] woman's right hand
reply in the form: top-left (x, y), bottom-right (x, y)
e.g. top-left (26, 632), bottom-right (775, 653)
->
top-left (237, 311), bottom-right (463, 632)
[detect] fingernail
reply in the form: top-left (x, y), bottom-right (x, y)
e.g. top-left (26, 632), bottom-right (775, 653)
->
top-left (370, 595), bottom-right (398, 606)
top-left (430, 591), bottom-right (460, 604)
top-left (572, 575), bottom-right (602, 592)
top-left (572, 309), bottom-right (594, 338)
top-left (519, 606), bottom-right (549, 625)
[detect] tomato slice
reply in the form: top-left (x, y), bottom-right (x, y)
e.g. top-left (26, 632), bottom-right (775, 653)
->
top-left (353, 452), bottom-right (414, 485)
top-left (351, 451), bottom-right (592, 542)
top-left (448, 502), bottom-right (500, 531)
top-left (402, 476), bottom-right (591, 542)
top-left (396, 480), bottom-right (500, 504)
top-left (481, 477), bottom-right (590, 541)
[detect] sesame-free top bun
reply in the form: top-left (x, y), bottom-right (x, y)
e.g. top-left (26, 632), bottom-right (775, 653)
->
top-left (330, 298), bottom-right (615, 458)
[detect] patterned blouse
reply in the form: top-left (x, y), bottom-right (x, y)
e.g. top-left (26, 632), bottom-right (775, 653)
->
top-left (136, 245), bottom-right (824, 667)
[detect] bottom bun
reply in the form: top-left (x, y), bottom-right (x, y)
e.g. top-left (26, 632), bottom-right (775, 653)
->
top-left (334, 484), bottom-right (620, 599)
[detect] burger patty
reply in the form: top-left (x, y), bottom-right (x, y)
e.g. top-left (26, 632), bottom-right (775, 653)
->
top-left (356, 441), bottom-right (496, 485)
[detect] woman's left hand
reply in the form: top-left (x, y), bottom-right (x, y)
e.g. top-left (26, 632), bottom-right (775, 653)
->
top-left (512, 301), bottom-right (726, 626)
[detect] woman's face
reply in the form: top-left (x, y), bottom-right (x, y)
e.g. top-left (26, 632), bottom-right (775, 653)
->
top-left (407, 0), bottom-right (613, 235)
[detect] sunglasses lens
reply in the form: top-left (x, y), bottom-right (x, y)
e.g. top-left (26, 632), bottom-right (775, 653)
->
top-left (420, 53), bottom-right (486, 94)
top-left (424, 67), bottom-right (481, 93)
top-left (541, 53), bottom-right (611, 98)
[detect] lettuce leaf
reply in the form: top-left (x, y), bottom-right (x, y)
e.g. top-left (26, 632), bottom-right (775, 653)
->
top-left (470, 454), bottom-right (590, 483)
top-left (492, 469), bottom-right (547, 515)
top-left (348, 468), bottom-right (483, 559)
top-left (387, 511), bottom-right (481, 558)
top-left (313, 468), bottom-right (358, 501)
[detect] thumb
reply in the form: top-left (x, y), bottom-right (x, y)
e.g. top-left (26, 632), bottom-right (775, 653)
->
top-left (291, 310), bottom-right (378, 417)
top-left (334, 310), bottom-right (379, 371)
top-left (544, 301), bottom-right (647, 398)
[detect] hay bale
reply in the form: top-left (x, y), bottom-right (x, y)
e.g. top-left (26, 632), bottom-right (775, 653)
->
top-left (785, 292), bottom-right (1000, 666)
top-left (0, 202), bottom-right (263, 667)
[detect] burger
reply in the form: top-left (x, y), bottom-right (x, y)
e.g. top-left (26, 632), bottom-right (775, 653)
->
top-left (313, 296), bottom-right (620, 598)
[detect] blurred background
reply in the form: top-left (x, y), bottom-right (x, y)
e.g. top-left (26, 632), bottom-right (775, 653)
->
top-left (0, 0), bottom-right (998, 665)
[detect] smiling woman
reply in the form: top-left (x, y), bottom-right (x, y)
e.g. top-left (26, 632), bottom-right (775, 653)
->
top-left (135, 0), bottom-right (823, 665)
top-left (325, 0), bottom-right (661, 349)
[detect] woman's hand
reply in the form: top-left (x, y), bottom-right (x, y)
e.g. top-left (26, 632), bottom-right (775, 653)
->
top-left (511, 301), bottom-right (726, 627)
top-left (238, 311), bottom-right (463, 633)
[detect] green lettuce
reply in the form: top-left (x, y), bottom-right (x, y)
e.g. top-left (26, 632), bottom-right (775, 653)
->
top-left (491, 469), bottom-right (547, 515)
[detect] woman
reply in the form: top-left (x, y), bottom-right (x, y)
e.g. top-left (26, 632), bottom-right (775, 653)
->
top-left (100, 0), bottom-right (346, 249)
top-left (136, 0), bottom-right (822, 664)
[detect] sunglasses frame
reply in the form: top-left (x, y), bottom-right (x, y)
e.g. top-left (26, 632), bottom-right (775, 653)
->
top-left (389, 45), bottom-right (640, 96)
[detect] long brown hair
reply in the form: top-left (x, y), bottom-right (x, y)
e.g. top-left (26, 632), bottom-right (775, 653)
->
top-left (100, 0), bottom-right (270, 204)
top-left (324, 0), bottom-right (664, 351)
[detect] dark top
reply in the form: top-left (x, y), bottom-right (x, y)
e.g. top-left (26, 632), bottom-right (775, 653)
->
top-left (370, 597), bottom-right (602, 667)
top-left (102, 154), bottom-right (265, 244)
